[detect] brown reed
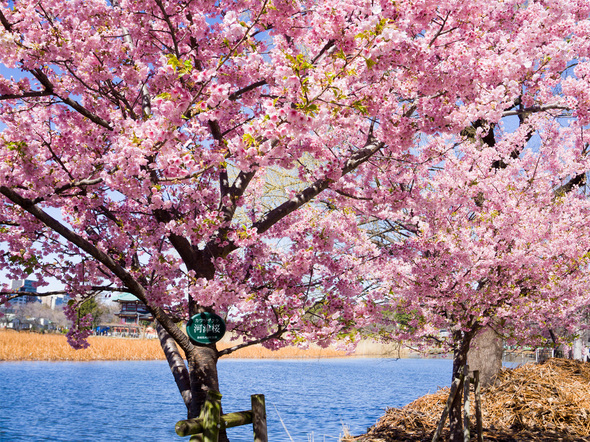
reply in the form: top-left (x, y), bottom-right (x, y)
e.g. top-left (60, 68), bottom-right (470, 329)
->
top-left (0, 329), bottom-right (386, 361)
top-left (0, 329), bottom-right (166, 361)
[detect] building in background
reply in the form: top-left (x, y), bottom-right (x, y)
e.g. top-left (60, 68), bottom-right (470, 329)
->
top-left (113, 293), bottom-right (154, 325)
top-left (41, 294), bottom-right (68, 310)
top-left (9, 279), bottom-right (40, 306)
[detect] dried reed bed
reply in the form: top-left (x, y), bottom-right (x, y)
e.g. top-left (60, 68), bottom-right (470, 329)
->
top-left (0, 330), bottom-right (366, 361)
top-left (221, 342), bottom-right (349, 359)
top-left (0, 329), bottom-right (166, 361)
top-left (351, 358), bottom-right (590, 441)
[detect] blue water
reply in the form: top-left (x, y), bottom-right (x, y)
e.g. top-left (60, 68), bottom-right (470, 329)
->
top-left (0, 358), bottom-right (452, 441)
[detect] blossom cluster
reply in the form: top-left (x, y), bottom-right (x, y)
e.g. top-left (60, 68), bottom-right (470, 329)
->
top-left (1, 0), bottom-right (590, 357)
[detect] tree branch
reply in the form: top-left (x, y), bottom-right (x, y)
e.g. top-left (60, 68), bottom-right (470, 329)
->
top-left (228, 80), bottom-right (267, 101)
top-left (555, 172), bottom-right (587, 196)
top-left (429, 12), bottom-right (451, 47)
top-left (32, 178), bottom-right (103, 204)
top-left (311, 39), bottom-right (335, 64)
top-left (252, 138), bottom-right (385, 236)
top-left (0, 219), bottom-right (19, 226)
top-left (0, 186), bottom-right (194, 352)
top-left (30, 68), bottom-right (114, 131)
top-left (0, 286), bottom-right (130, 303)
top-left (502, 104), bottom-right (570, 117)
top-left (156, 322), bottom-right (192, 409)
top-left (154, 0), bottom-right (181, 58)
top-left (0, 290), bottom-right (68, 304)
top-left (0, 90), bottom-right (53, 101)
top-left (217, 327), bottom-right (284, 357)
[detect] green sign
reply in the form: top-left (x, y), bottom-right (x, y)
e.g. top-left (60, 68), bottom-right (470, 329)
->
top-left (186, 312), bottom-right (226, 344)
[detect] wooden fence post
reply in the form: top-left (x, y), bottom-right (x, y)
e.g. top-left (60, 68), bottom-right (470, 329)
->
top-left (463, 364), bottom-right (470, 442)
top-left (202, 390), bottom-right (222, 442)
top-left (251, 394), bottom-right (268, 442)
top-left (177, 391), bottom-right (267, 441)
top-left (473, 370), bottom-right (483, 442)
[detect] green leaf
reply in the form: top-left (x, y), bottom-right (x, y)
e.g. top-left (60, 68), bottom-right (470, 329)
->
top-left (351, 100), bottom-right (368, 115)
top-left (165, 55), bottom-right (192, 76)
top-left (6, 141), bottom-right (27, 157)
top-left (243, 133), bottom-right (256, 147)
top-left (166, 54), bottom-right (181, 68)
top-left (375, 18), bottom-right (387, 35)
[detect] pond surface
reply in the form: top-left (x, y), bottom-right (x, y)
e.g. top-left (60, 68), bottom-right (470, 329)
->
top-left (0, 358), bottom-right (452, 441)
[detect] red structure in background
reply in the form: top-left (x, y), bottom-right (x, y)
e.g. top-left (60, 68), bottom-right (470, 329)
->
top-left (114, 293), bottom-right (154, 325)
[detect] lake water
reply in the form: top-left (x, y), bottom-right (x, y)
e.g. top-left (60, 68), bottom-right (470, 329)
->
top-left (0, 358), bottom-right (452, 441)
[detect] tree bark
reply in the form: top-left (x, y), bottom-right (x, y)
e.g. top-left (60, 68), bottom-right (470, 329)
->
top-left (467, 326), bottom-right (503, 387)
top-left (573, 338), bottom-right (583, 360)
top-left (156, 322), bottom-right (192, 409)
top-left (185, 344), bottom-right (230, 442)
top-left (186, 345), bottom-right (220, 418)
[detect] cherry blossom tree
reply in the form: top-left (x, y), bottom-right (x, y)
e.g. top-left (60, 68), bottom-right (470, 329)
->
top-left (2, 0), bottom-right (590, 438)
top-left (366, 116), bottom-right (590, 439)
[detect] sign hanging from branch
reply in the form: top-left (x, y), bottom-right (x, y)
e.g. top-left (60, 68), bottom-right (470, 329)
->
top-left (186, 312), bottom-right (226, 344)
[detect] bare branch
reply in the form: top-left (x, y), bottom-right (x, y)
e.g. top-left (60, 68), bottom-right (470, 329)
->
top-left (0, 290), bottom-right (69, 304)
top-left (0, 90), bottom-right (52, 101)
top-left (252, 138), bottom-right (385, 236)
top-left (228, 80), bottom-right (267, 101)
top-left (502, 104), bottom-right (571, 117)
top-left (218, 327), bottom-right (284, 357)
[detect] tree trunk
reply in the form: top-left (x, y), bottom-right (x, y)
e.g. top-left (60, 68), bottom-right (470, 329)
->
top-left (156, 322), bottom-right (192, 409)
top-left (155, 253), bottom-right (231, 440)
top-left (449, 331), bottom-right (474, 442)
top-left (573, 336), bottom-right (584, 361)
top-left (467, 326), bottom-right (503, 388)
top-left (186, 345), bottom-right (230, 442)
top-left (186, 345), bottom-right (221, 418)
top-left (157, 320), bottom-right (230, 441)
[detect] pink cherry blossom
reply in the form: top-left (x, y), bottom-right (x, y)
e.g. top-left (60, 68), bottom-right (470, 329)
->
top-left (2, 0), bottom-right (590, 432)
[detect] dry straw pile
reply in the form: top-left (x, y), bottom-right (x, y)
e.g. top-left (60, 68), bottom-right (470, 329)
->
top-left (352, 358), bottom-right (590, 441)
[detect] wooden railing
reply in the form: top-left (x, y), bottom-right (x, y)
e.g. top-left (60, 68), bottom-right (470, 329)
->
top-left (176, 391), bottom-right (267, 442)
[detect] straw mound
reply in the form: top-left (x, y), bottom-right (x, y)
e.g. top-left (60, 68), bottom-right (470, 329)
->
top-left (352, 358), bottom-right (590, 442)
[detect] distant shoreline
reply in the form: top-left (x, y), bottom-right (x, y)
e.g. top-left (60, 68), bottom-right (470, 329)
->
top-left (0, 329), bottom-right (408, 362)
